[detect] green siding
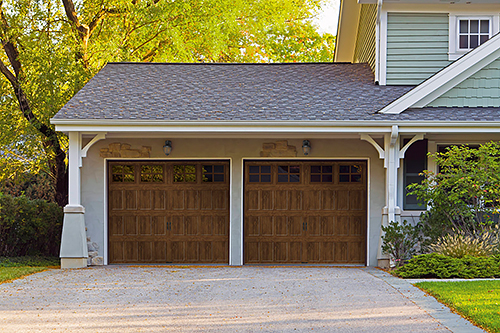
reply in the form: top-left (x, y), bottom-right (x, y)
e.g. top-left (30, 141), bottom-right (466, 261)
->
top-left (354, 4), bottom-right (377, 73)
top-left (428, 57), bottom-right (500, 107)
top-left (386, 13), bottom-right (451, 85)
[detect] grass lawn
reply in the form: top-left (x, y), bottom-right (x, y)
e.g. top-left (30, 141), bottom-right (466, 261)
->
top-left (416, 280), bottom-right (500, 333)
top-left (0, 256), bottom-right (60, 284)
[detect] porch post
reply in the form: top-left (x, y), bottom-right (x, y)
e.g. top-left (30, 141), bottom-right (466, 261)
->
top-left (60, 131), bottom-right (88, 268)
top-left (378, 126), bottom-right (401, 268)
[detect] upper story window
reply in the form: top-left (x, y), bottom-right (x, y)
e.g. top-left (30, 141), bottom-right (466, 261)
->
top-left (458, 18), bottom-right (490, 50)
top-left (449, 15), bottom-right (497, 61)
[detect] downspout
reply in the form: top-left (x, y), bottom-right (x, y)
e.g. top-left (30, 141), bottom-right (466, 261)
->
top-left (375, 0), bottom-right (383, 84)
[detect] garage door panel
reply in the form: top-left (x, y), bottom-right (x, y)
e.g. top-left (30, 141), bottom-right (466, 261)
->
top-left (337, 190), bottom-right (349, 210)
top-left (138, 216), bottom-right (152, 235)
top-left (349, 190), bottom-right (365, 211)
top-left (200, 216), bottom-right (213, 235)
top-left (110, 190), bottom-right (123, 210)
top-left (305, 190), bottom-right (321, 210)
top-left (214, 216), bottom-right (228, 236)
top-left (109, 161), bottom-right (230, 264)
top-left (125, 241), bottom-right (138, 262)
top-left (153, 216), bottom-right (167, 236)
top-left (322, 190), bottom-right (336, 210)
top-left (244, 160), bottom-right (366, 264)
top-left (289, 216), bottom-right (303, 236)
top-left (275, 190), bottom-right (288, 210)
top-left (335, 216), bottom-right (349, 236)
top-left (307, 216), bottom-right (321, 236)
top-left (124, 216), bottom-right (138, 235)
top-left (138, 241), bottom-right (153, 261)
top-left (110, 216), bottom-right (124, 236)
top-left (152, 190), bottom-right (166, 210)
top-left (275, 217), bottom-right (288, 236)
top-left (289, 190), bottom-right (303, 210)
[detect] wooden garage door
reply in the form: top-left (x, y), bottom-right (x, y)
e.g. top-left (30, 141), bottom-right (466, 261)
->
top-left (244, 161), bottom-right (367, 264)
top-left (108, 161), bottom-right (229, 264)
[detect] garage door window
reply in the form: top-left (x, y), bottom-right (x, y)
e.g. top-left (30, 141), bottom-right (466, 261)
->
top-left (249, 165), bottom-right (271, 183)
top-left (310, 165), bottom-right (333, 182)
top-left (111, 165), bottom-right (135, 182)
top-left (339, 164), bottom-right (362, 183)
top-left (277, 165), bottom-right (300, 183)
top-left (173, 165), bottom-right (196, 182)
top-left (203, 165), bottom-right (225, 182)
top-left (141, 165), bottom-right (164, 183)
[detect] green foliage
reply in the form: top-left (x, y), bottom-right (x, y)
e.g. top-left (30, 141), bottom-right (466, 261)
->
top-left (430, 229), bottom-right (497, 258)
top-left (418, 210), bottom-right (453, 251)
top-left (416, 280), bottom-right (500, 333)
top-left (0, 172), bottom-right (56, 202)
top-left (0, 0), bottom-right (334, 200)
top-left (381, 220), bottom-right (421, 265)
top-left (0, 193), bottom-right (63, 257)
top-left (0, 256), bottom-right (60, 267)
top-left (394, 253), bottom-right (500, 279)
top-left (409, 142), bottom-right (500, 237)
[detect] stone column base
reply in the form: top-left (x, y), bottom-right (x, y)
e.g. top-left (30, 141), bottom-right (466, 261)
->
top-left (61, 258), bottom-right (88, 269)
top-left (378, 259), bottom-right (390, 269)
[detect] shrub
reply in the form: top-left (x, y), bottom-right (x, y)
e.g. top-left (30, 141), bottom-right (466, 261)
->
top-left (430, 229), bottom-right (495, 258)
top-left (0, 193), bottom-right (63, 257)
top-left (394, 253), bottom-right (500, 279)
top-left (381, 220), bottom-right (421, 266)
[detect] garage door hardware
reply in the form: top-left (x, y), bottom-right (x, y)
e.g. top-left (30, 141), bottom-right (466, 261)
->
top-left (302, 222), bottom-right (308, 231)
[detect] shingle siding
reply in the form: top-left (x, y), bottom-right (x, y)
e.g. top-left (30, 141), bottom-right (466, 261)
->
top-left (386, 13), bottom-right (451, 85)
top-left (354, 4), bottom-right (377, 73)
top-left (428, 57), bottom-right (500, 107)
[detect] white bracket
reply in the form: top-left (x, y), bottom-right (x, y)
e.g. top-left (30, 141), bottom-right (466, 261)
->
top-left (80, 132), bottom-right (107, 167)
top-left (360, 134), bottom-right (385, 160)
top-left (399, 133), bottom-right (425, 159)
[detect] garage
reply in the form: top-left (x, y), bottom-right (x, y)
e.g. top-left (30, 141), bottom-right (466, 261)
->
top-left (108, 161), bottom-right (229, 264)
top-left (244, 160), bottom-right (367, 264)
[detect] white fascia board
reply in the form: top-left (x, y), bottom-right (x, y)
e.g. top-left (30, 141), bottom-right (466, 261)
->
top-left (51, 119), bottom-right (500, 135)
top-left (379, 32), bottom-right (500, 114)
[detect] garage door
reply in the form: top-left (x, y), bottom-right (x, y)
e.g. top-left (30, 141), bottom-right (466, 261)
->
top-left (108, 161), bottom-right (229, 264)
top-left (244, 161), bottom-right (366, 264)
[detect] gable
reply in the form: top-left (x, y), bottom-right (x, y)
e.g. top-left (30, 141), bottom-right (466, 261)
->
top-left (427, 56), bottom-right (500, 107)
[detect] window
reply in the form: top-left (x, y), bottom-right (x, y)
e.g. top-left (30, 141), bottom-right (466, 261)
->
top-left (248, 165), bottom-right (271, 183)
top-left (403, 140), bottom-right (427, 210)
top-left (448, 15), bottom-right (497, 61)
top-left (173, 165), bottom-right (196, 182)
top-left (339, 164), bottom-right (362, 183)
top-left (458, 19), bottom-right (490, 50)
top-left (202, 165), bottom-right (225, 182)
top-left (310, 165), bottom-right (333, 183)
top-left (277, 165), bottom-right (300, 183)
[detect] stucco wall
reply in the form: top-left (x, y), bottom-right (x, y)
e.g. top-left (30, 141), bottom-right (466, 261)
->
top-left (81, 137), bottom-right (386, 266)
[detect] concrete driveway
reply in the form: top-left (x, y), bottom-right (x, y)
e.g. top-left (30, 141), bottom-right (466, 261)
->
top-left (0, 266), bottom-right (482, 332)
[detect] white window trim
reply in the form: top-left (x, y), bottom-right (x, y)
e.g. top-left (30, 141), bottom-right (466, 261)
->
top-left (449, 14), bottom-right (499, 61)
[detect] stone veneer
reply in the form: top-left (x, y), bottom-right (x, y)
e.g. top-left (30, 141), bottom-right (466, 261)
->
top-left (260, 140), bottom-right (297, 157)
top-left (100, 142), bottom-right (151, 158)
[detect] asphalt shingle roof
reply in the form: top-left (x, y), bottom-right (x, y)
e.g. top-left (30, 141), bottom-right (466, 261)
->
top-left (53, 62), bottom-right (500, 122)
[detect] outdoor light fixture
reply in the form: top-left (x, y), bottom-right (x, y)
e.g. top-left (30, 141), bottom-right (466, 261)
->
top-left (163, 140), bottom-right (172, 156)
top-left (302, 140), bottom-right (311, 156)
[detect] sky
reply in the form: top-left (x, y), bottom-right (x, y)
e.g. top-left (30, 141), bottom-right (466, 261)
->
top-left (313, 0), bottom-right (341, 35)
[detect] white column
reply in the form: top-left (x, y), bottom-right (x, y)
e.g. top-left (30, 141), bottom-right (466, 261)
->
top-left (229, 158), bottom-right (243, 265)
top-left (60, 131), bottom-right (88, 268)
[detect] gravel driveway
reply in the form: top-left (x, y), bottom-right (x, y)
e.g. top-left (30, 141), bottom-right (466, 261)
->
top-left (0, 266), bottom-right (453, 332)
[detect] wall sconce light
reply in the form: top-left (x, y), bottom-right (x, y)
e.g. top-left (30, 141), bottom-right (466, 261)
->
top-left (302, 140), bottom-right (311, 156)
top-left (163, 140), bottom-right (172, 156)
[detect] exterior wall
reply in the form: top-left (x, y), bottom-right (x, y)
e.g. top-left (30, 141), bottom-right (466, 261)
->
top-left (81, 137), bottom-right (386, 266)
top-left (386, 13), bottom-right (450, 85)
top-left (354, 4), bottom-right (377, 73)
top-left (428, 57), bottom-right (500, 107)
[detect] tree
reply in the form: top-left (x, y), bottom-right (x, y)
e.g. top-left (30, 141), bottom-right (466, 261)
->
top-left (0, 0), bottom-right (334, 206)
top-left (409, 142), bottom-right (500, 237)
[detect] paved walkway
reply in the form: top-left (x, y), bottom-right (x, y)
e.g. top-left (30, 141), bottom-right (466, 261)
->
top-left (0, 266), bottom-right (484, 332)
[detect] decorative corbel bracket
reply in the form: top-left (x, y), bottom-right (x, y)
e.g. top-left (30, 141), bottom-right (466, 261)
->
top-left (80, 132), bottom-right (107, 167)
top-left (360, 134), bottom-right (385, 160)
top-left (399, 133), bottom-right (425, 159)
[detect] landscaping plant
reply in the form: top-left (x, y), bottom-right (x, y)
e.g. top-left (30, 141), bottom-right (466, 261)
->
top-left (430, 229), bottom-right (496, 258)
top-left (381, 220), bottom-right (421, 266)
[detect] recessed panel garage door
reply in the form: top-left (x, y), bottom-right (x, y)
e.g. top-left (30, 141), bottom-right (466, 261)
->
top-left (108, 161), bottom-right (229, 264)
top-left (244, 161), bottom-right (367, 264)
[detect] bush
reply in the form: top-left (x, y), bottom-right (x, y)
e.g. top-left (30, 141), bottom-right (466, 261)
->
top-left (0, 193), bottom-right (63, 257)
top-left (394, 253), bottom-right (500, 279)
top-left (430, 229), bottom-right (496, 258)
top-left (381, 220), bottom-right (421, 266)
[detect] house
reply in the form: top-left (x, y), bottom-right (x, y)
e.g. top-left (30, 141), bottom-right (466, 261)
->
top-left (51, 0), bottom-right (500, 269)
